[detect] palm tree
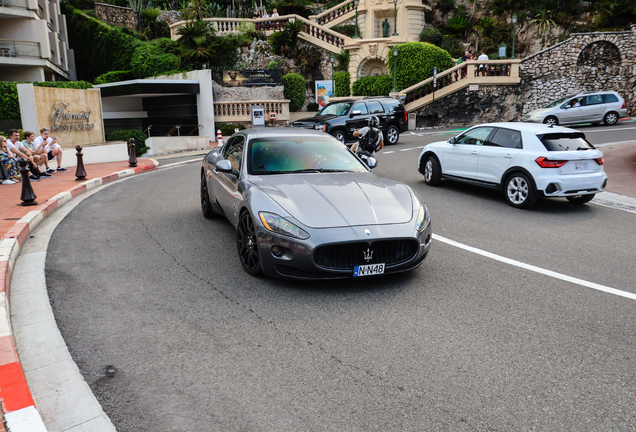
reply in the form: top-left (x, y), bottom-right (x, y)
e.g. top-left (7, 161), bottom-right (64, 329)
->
top-left (530, 8), bottom-right (556, 37)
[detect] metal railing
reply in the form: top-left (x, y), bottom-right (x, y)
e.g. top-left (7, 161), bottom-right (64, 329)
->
top-left (0, 39), bottom-right (42, 58)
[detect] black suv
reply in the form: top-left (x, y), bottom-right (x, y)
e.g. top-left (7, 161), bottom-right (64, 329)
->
top-left (291, 97), bottom-right (408, 145)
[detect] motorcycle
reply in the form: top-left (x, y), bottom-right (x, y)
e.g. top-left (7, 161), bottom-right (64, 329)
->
top-left (349, 133), bottom-right (379, 169)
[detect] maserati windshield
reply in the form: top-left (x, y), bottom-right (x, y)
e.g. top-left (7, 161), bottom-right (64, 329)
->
top-left (249, 137), bottom-right (367, 174)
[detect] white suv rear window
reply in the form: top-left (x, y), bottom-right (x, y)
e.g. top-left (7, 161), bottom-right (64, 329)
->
top-left (539, 133), bottom-right (596, 151)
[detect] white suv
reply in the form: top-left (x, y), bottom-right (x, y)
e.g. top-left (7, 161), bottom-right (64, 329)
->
top-left (418, 123), bottom-right (607, 209)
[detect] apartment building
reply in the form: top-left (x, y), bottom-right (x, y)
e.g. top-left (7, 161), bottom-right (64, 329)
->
top-left (0, 0), bottom-right (75, 82)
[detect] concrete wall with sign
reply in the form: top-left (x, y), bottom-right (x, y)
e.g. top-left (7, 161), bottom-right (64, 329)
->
top-left (17, 84), bottom-right (105, 148)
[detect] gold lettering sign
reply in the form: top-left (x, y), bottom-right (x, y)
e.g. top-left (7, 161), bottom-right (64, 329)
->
top-left (50, 101), bottom-right (94, 132)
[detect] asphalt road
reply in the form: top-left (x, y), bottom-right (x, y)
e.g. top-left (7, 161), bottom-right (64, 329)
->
top-left (46, 123), bottom-right (636, 431)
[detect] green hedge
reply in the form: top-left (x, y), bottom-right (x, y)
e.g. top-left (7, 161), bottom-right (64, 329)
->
top-left (282, 73), bottom-right (305, 112)
top-left (63, 4), bottom-right (179, 83)
top-left (94, 70), bottom-right (134, 84)
top-left (334, 71), bottom-right (351, 97)
top-left (352, 75), bottom-right (393, 97)
top-left (388, 42), bottom-right (453, 91)
top-left (63, 3), bottom-right (143, 82)
top-left (215, 123), bottom-right (246, 136)
top-left (106, 129), bottom-right (149, 157)
top-left (0, 81), bottom-right (93, 121)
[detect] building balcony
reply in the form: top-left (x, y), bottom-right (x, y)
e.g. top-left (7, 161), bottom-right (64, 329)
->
top-left (0, 38), bottom-right (42, 58)
top-left (0, 0), bottom-right (28, 9)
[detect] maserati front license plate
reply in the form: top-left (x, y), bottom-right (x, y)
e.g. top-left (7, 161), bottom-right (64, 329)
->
top-left (354, 263), bottom-right (385, 277)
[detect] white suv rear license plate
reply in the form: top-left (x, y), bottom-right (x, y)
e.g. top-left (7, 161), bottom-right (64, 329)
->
top-left (574, 162), bottom-right (589, 170)
top-left (354, 263), bottom-right (385, 277)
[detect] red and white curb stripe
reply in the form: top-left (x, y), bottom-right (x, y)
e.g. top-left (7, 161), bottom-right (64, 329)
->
top-left (0, 163), bottom-right (157, 431)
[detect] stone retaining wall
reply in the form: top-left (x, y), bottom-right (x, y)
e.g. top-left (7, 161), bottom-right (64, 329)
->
top-left (416, 28), bottom-right (636, 127)
top-left (518, 29), bottom-right (636, 117)
top-left (95, 3), bottom-right (136, 31)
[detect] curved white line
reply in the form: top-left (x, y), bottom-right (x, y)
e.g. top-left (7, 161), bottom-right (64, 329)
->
top-left (432, 234), bottom-right (636, 301)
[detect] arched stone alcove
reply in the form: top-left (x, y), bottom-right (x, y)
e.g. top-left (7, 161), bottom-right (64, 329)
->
top-left (358, 58), bottom-right (388, 77)
top-left (577, 40), bottom-right (622, 67)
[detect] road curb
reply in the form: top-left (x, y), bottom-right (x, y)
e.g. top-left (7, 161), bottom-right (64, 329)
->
top-left (0, 161), bottom-right (158, 431)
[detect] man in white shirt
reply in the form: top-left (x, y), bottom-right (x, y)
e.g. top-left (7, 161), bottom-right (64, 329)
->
top-left (33, 128), bottom-right (68, 172)
top-left (478, 50), bottom-right (489, 76)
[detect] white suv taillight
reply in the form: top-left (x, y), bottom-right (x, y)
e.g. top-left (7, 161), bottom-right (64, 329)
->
top-left (536, 157), bottom-right (567, 168)
top-left (595, 157), bottom-right (605, 165)
top-left (622, 101), bottom-right (626, 109)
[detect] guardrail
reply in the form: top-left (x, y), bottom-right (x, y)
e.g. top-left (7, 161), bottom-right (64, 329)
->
top-left (215, 99), bottom-right (291, 123)
top-left (0, 39), bottom-right (41, 58)
top-left (402, 60), bottom-right (521, 112)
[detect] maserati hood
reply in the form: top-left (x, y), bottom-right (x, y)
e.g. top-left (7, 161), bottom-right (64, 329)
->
top-left (251, 173), bottom-right (414, 229)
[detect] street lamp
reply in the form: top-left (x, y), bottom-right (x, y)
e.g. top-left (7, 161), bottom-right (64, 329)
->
top-left (392, 0), bottom-right (398, 36)
top-left (330, 53), bottom-right (335, 97)
top-left (353, 0), bottom-right (360, 39)
top-left (511, 13), bottom-right (517, 59)
top-left (392, 47), bottom-right (398, 92)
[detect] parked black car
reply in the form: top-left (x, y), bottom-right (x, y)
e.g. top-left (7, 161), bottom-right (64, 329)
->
top-left (291, 97), bottom-right (409, 145)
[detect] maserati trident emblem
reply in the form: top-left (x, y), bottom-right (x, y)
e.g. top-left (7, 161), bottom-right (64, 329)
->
top-left (363, 248), bottom-right (373, 262)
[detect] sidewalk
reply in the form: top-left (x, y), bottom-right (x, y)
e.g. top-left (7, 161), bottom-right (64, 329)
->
top-left (1, 159), bottom-right (156, 431)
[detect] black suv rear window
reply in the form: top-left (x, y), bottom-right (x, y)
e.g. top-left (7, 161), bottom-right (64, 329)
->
top-left (539, 133), bottom-right (596, 151)
top-left (381, 99), bottom-right (404, 114)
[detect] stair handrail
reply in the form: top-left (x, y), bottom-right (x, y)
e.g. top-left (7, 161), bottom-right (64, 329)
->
top-left (309, 0), bottom-right (357, 26)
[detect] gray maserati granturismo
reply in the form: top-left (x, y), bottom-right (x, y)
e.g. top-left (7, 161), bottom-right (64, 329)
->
top-left (200, 128), bottom-right (432, 279)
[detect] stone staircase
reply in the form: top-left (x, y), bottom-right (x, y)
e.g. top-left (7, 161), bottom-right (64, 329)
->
top-left (401, 60), bottom-right (521, 113)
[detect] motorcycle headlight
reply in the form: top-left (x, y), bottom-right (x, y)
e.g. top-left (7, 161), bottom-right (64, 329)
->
top-left (259, 212), bottom-right (310, 240)
top-left (415, 204), bottom-right (430, 231)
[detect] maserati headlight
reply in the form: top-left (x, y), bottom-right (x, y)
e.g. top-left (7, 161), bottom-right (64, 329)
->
top-left (259, 212), bottom-right (310, 240)
top-left (415, 204), bottom-right (430, 231)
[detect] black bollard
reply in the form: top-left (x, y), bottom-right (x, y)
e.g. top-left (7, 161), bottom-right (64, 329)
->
top-left (18, 157), bottom-right (37, 206)
top-left (128, 138), bottom-right (138, 167)
top-left (75, 145), bottom-right (87, 180)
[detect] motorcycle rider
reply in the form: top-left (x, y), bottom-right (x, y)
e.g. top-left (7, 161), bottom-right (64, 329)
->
top-left (351, 116), bottom-right (384, 158)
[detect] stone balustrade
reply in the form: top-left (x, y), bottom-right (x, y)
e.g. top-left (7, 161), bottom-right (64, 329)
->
top-left (312, 0), bottom-right (356, 26)
top-left (215, 100), bottom-right (291, 124)
top-left (170, 15), bottom-right (349, 52)
top-left (402, 60), bottom-right (521, 112)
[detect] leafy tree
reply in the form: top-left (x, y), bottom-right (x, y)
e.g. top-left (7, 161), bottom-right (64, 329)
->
top-left (334, 49), bottom-right (349, 72)
top-left (444, 14), bottom-right (470, 36)
top-left (268, 0), bottom-right (314, 18)
top-left (181, 0), bottom-right (212, 20)
top-left (268, 20), bottom-right (304, 56)
top-left (387, 42), bottom-right (453, 91)
top-left (419, 27), bottom-right (443, 46)
top-left (437, 0), bottom-right (454, 14)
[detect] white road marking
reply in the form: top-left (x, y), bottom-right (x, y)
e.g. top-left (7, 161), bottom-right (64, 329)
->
top-left (584, 126), bottom-right (636, 134)
top-left (400, 148), bottom-right (418, 151)
top-left (382, 151), bottom-right (395, 154)
top-left (592, 191), bottom-right (636, 214)
top-left (594, 140), bottom-right (636, 148)
top-left (433, 234), bottom-right (636, 301)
